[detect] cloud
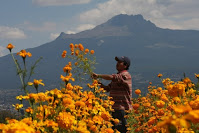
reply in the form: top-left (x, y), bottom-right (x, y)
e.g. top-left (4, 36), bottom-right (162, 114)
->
top-left (0, 46), bottom-right (6, 57)
top-left (50, 33), bottom-right (60, 40)
top-left (0, 26), bottom-right (26, 39)
top-left (32, 0), bottom-right (91, 6)
top-left (66, 24), bottom-right (95, 34)
top-left (145, 43), bottom-right (184, 49)
top-left (78, 0), bottom-right (199, 30)
top-left (76, 24), bottom-right (95, 32)
top-left (25, 22), bottom-right (56, 32)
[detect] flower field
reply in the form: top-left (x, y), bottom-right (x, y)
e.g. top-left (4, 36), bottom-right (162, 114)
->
top-left (1, 43), bottom-right (199, 133)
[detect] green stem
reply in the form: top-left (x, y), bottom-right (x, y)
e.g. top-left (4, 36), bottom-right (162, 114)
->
top-left (11, 53), bottom-right (25, 91)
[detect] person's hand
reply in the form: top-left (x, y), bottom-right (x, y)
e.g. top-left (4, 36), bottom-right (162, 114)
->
top-left (91, 72), bottom-right (98, 79)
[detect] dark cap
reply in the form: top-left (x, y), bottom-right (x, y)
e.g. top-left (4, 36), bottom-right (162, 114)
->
top-left (115, 56), bottom-right (130, 67)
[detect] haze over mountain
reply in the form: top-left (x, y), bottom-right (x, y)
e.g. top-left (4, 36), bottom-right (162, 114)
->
top-left (1, 14), bottom-right (199, 90)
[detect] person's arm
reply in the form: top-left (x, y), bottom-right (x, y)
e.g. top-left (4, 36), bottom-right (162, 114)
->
top-left (92, 72), bottom-right (113, 80)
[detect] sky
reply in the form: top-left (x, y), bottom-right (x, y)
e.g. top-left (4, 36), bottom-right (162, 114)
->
top-left (0, 0), bottom-right (199, 57)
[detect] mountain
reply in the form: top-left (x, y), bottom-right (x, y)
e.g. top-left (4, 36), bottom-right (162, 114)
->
top-left (1, 14), bottom-right (199, 91)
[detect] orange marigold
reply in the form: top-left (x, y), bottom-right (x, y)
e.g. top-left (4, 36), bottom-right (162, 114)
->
top-left (135, 89), bottom-right (141, 95)
top-left (90, 50), bottom-right (95, 54)
top-left (17, 49), bottom-right (32, 58)
top-left (6, 43), bottom-right (15, 52)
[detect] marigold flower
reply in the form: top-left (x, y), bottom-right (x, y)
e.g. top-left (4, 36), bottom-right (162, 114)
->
top-left (156, 100), bottom-right (165, 108)
top-left (85, 49), bottom-right (89, 54)
top-left (113, 119), bottom-right (120, 125)
top-left (78, 43), bottom-right (84, 51)
top-left (69, 43), bottom-right (74, 48)
top-left (6, 43), bottom-right (15, 52)
top-left (17, 49), bottom-right (32, 59)
top-left (132, 103), bottom-right (140, 110)
top-left (75, 49), bottom-right (79, 56)
top-left (62, 50), bottom-right (67, 58)
top-left (90, 50), bottom-right (95, 54)
top-left (173, 105), bottom-right (192, 114)
top-left (13, 103), bottom-right (23, 111)
top-left (135, 89), bottom-right (141, 95)
top-left (28, 79), bottom-right (45, 89)
top-left (25, 107), bottom-right (33, 114)
top-left (105, 128), bottom-right (114, 133)
top-left (183, 77), bottom-right (192, 84)
top-left (16, 95), bottom-right (23, 101)
top-left (158, 73), bottom-right (163, 78)
top-left (195, 74), bottom-right (199, 79)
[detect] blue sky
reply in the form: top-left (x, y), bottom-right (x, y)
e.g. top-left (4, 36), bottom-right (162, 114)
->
top-left (0, 0), bottom-right (199, 57)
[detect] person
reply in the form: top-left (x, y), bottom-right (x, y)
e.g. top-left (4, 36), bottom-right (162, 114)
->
top-left (92, 56), bottom-right (132, 133)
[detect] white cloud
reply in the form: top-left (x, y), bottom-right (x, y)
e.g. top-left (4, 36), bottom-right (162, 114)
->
top-left (25, 22), bottom-right (56, 32)
top-left (0, 46), bottom-right (6, 57)
top-left (66, 24), bottom-right (95, 34)
top-left (50, 33), bottom-right (60, 40)
top-left (76, 24), bottom-right (95, 32)
top-left (0, 26), bottom-right (26, 39)
top-left (66, 30), bottom-right (76, 34)
top-left (32, 0), bottom-right (91, 6)
top-left (78, 0), bottom-right (199, 30)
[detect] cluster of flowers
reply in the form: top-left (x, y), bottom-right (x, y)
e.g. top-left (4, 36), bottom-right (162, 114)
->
top-left (127, 74), bottom-right (199, 132)
top-left (62, 43), bottom-right (96, 83)
top-left (0, 43), bottom-right (119, 133)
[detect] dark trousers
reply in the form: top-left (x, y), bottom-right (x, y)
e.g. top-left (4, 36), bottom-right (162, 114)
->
top-left (112, 110), bottom-right (128, 133)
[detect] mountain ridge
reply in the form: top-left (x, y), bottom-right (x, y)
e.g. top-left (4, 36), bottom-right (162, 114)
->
top-left (1, 14), bottom-right (199, 90)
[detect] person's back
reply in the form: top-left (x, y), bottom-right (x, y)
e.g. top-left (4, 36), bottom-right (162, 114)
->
top-left (108, 70), bottom-right (132, 111)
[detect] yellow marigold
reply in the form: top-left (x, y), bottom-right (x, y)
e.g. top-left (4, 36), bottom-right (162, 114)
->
top-left (173, 105), bottom-right (192, 114)
top-left (63, 97), bottom-right (73, 105)
top-left (172, 97), bottom-right (181, 103)
top-left (57, 112), bottom-right (76, 130)
top-left (12, 103), bottom-right (23, 111)
top-left (183, 77), bottom-right (192, 84)
top-left (157, 87), bottom-right (162, 92)
top-left (6, 43), bottom-right (15, 52)
top-left (195, 74), bottom-right (199, 79)
top-left (75, 101), bottom-right (85, 107)
top-left (63, 64), bottom-right (72, 73)
top-left (28, 79), bottom-right (45, 89)
top-left (166, 82), bottom-right (186, 97)
top-left (101, 112), bottom-right (111, 121)
top-left (156, 100), bottom-right (165, 108)
top-left (17, 49), bottom-right (32, 58)
top-left (105, 128), bottom-right (114, 133)
top-left (135, 89), bottom-right (141, 95)
top-left (90, 50), bottom-right (95, 54)
top-left (113, 118), bottom-right (120, 125)
top-left (189, 98), bottom-right (199, 110)
top-left (16, 95), bottom-right (23, 101)
top-left (0, 120), bottom-right (35, 133)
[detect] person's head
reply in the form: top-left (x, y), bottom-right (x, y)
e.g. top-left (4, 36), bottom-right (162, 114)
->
top-left (115, 56), bottom-right (130, 71)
